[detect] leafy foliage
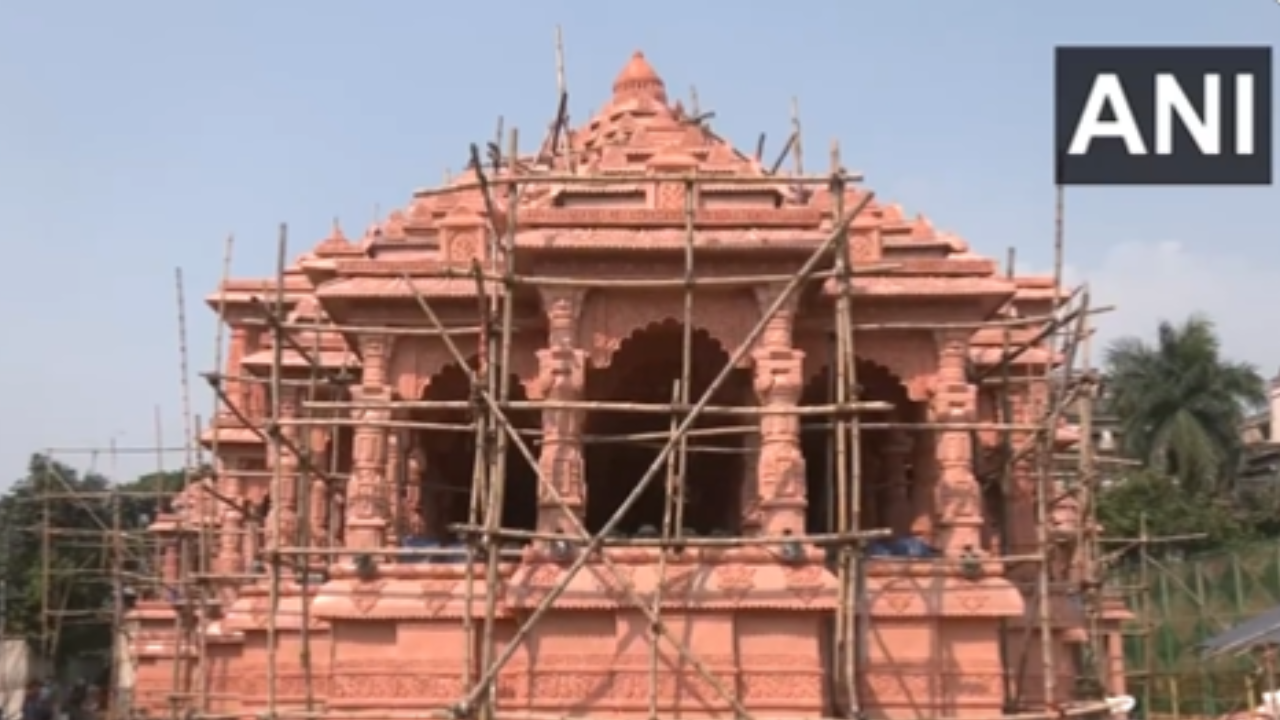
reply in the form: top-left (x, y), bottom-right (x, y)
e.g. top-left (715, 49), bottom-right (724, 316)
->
top-left (0, 453), bottom-right (186, 666)
top-left (1097, 313), bottom-right (1273, 555)
top-left (1104, 314), bottom-right (1265, 495)
top-left (1096, 469), bottom-right (1256, 555)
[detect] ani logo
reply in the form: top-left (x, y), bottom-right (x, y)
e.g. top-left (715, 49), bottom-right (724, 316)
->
top-left (1054, 46), bottom-right (1272, 186)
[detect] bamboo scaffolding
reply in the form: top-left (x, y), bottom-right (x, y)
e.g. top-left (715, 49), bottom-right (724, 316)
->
top-left (122, 101), bottom-right (1123, 720)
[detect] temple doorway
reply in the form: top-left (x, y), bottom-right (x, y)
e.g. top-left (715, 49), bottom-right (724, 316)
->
top-left (583, 320), bottom-right (752, 535)
top-left (409, 360), bottom-right (539, 542)
top-left (801, 359), bottom-right (915, 538)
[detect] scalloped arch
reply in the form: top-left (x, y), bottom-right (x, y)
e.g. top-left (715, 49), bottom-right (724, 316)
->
top-left (794, 331), bottom-right (936, 402)
top-left (578, 290), bottom-right (756, 369)
top-left (389, 336), bottom-right (540, 401)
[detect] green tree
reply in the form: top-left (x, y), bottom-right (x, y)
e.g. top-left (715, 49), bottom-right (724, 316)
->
top-left (0, 454), bottom-right (187, 668)
top-left (1104, 314), bottom-right (1264, 494)
top-left (1, 454), bottom-right (114, 663)
top-left (1095, 469), bottom-right (1256, 557)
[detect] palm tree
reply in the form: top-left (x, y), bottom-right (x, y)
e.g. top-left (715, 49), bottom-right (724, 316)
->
top-left (1105, 314), bottom-right (1265, 494)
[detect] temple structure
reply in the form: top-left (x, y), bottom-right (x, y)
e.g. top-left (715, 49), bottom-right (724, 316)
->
top-left (127, 51), bottom-right (1129, 719)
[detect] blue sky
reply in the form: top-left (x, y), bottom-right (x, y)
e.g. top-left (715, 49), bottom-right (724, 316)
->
top-left (1, 0), bottom-right (1277, 483)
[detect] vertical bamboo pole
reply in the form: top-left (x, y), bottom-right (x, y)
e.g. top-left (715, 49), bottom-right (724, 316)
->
top-left (675, 175), bottom-right (694, 546)
top-left (830, 142), bottom-right (862, 714)
top-left (266, 223), bottom-right (289, 720)
top-left (298, 289), bottom-right (322, 715)
top-left (205, 233), bottom-right (234, 717)
top-left (478, 128), bottom-right (520, 720)
top-left (1074, 292), bottom-right (1104, 692)
top-left (40, 454), bottom-right (52, 670)
top-left (1035, 183), bottom-right (1067, 708)
top-left (650, 381), bottom-right (682, 720)
top-left (1139, 513), bottom-right (1153, 715)
top-left (997, 247), bottom-right (1017, 709)
top-left (175, 267), bottom-right (210, 715)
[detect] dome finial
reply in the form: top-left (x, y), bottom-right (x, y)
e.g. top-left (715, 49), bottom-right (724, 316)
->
top-left (612, 50), bottom-right (667, 103)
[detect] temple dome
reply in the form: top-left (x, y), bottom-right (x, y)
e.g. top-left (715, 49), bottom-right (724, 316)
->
top-left (612, 51), bottom-right (667, 104)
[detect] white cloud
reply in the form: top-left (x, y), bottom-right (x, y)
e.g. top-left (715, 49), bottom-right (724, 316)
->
top-left (1074, 241), bottom-right (1276, 374)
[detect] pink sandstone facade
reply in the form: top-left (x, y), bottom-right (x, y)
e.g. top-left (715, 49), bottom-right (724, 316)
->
top-left (129, 52), bottom-right (1129, 719)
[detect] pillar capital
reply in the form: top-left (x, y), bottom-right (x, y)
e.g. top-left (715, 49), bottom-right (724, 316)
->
top-left (751, 348), bottom-right (806, 406)
top-left (538, 287), bottom-right (586, 349)
top-left (537, 286), bottom-right (586, 315)
top-left (535, 347), bottom-right (587, 401)
top-left (752, 283), bottom-right (802, 316)
top-left (932, 328), bottom-right (973, 354)
top-left (358, 334), bottom-right (395, 389)
top-left (753, 284), bottom-right (801, 351)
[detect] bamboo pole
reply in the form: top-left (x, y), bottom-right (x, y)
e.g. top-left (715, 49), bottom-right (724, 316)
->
top-left (1036, 184), bottom-right (1068, 707)
top-left (175, 267), bottom-right (210, 717)
top-left (996, 247), bottom-right (1017, 711)
top-left (266, 223), bottom-right (289, 720)
top-left (298, 260), bottom-right (322, 716)
top-left (203, 233), bottom-right (235, 720)
top-left (829, 147), bottom-right (863, 715)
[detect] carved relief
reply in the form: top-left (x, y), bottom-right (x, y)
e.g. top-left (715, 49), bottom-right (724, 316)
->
top-left (595, 565), bottom-right (637, 602)
top-left (713, 564), bottom-right (756, 602)
top-left (351, 580), bottom-right (386, 615)
top-left (422, 579), bottom-right (459, 616)
top-left (658, 565), bottom-right (696, 600)
top-left (784, 565), bottom-right (825, 606)
top-left (447, 231), bottom-right (482, 265)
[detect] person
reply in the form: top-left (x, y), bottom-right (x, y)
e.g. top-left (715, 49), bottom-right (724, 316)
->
top-left (20, 681), bottom-right (41, 720)
top-left (22, 682), bottom-right (50, 720)
top-left (65, 681), bottom-right (86, 720)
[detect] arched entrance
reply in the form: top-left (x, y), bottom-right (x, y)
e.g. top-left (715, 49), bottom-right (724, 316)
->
top-left (410, 360), bottom-right (538, 541)
top-left (583, 320), bottom-right (752, 535)
top-left (801, 358), bottom-right (917, 537)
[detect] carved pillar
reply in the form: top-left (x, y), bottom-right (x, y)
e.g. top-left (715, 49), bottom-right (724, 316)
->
top-left (881, 429), bottom-right (914, 536)
top-left (307, 455), bottom-right (328, 551)
top-left (751, 284), bottom-right (806, 535)
top-left (535, 289), bottom-right (587, 535)
top-left (220, 326), bottom-right (260, 425)
top-left (931, 330), bottom-right (983, 556)
top-left (740, 430), bottom-right (762, 534)
top-left (346, 335), bottom-right (395, 550)
top-left (160, 532), bottom-right (180, 599)
top-left (265, 388), bottom-right (301, 551)
top-left (215, 457), bottom-right (244, 575)
top-left (405, 443), bottom-right (426, 538)
top-left (1006, 387), bottom-right (1042, 556)
top-left (384, 434), bottom-right (403, 546)
top-left (220, 327), bottom-right (246, 424)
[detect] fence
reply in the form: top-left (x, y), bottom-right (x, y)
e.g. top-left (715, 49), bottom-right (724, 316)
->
top-left (1124, 540), bottom-right (1280, 718)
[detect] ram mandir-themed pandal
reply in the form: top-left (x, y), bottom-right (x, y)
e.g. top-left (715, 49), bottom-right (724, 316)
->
top-left (125, 50), bottom-right (1130, 720)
